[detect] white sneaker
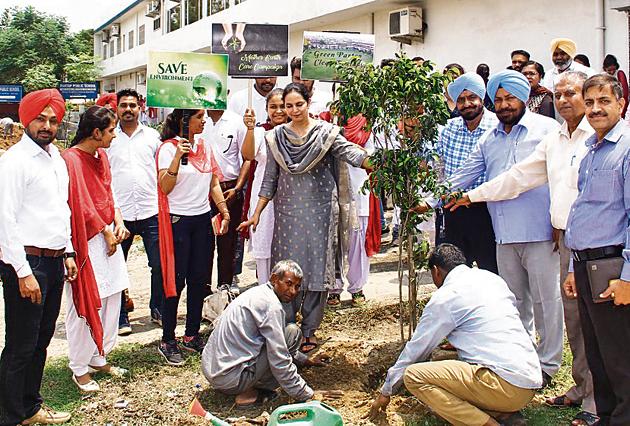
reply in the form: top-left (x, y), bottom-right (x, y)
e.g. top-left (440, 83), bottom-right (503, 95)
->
top-left (72, 375), bottom-right (100, 393)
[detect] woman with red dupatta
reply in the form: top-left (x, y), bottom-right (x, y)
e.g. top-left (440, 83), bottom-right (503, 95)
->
top-left (240, 88), bottom-right (287, 285)
top-left (156, 109), bottom-right (229, 366)
top-left (63, 106), bottom-right (131, 393)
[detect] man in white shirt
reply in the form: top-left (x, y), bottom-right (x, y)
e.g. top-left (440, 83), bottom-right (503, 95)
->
top-left (0, 89), bottom-right (77, 425)
top-left (228, 77), bottom-right (277, 126)
top-left (368, 244), bottom-right (541, 426)
top-left (290, 56), bottom-right (332, 117)
top-left (542, 38), bottom-right (596, 91)
top-left (108, 89), bottom-right (164, 336)
top-left (202, 109), bottom-right (250, 289)
top-left (449, 71), bottom-right (596, 423)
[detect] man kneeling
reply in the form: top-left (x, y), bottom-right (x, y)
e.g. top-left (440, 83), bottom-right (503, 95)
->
top-left (368, 244), bottom-right (542, 426)
top-left (202, 260), bottom-right (332, 406)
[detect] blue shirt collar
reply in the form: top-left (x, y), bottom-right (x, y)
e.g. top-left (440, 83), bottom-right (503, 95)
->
top-left (585, 119), bottom-right (626, 146)
top-left (495, 108), bottom-right (535, 135)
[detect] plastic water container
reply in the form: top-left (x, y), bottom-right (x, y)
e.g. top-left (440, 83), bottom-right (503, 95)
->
top-left (268, 401), bottom-right (343, 426)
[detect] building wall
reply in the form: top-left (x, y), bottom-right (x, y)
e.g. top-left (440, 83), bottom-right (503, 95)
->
top-left (96, 0), bottom-right (630, 96)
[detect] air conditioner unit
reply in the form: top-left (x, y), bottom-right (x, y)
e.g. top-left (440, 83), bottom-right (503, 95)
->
top-left (388, 7), bottom-right (422, 38)
top-left (111, 23), bottom-right (121, 38)
top-left (146, 0), bottom-right (160, 18)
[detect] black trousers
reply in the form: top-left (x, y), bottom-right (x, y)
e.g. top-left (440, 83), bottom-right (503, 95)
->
top-left (210, 181), bottom-right (244, 286)
top-left (435, 203), bottom-right (498, 274)
top-left (0, 256), bottom-right (64, 426)
top-left (574, 258), bottom-right (630, 426)
top-left (162, 212), bottom-right (213, 342)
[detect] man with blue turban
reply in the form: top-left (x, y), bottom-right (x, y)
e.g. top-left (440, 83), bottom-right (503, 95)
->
top-left (417, 70), bottom-right (563, 388)
top-left (429, 72), bottom-right (499, 274)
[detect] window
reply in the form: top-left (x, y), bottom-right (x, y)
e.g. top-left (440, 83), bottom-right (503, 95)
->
top-left (186, 0), bottom-right (201, 24)
top-left (128, 30), bottom-right (134, 49)
top-left (234, 0), bottom-right (247, 4)
top-left (139, 25), bottom-right (145, 45)
top-left (122, 34), bottom-right (126, 51)
top-left (110, 40), bottom-right (115, 56)
top-left (168, 5), bottom-right (181, 32)
top-left (116, 37), bottom-right (121, 55)
top-left (154, 17), bottom-right (161, 31)
top-left (102, 44), bottom-right (107, 59)
top-left (208, 0), bottom-right (228, 15)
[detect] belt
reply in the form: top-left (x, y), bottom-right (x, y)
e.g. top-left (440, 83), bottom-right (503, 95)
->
top-left (572, 245), bottom-right (623, 262)
top-left (24, 246), bottom-right (65, 258)
top-left (219, 179), bottom-right (238, 191)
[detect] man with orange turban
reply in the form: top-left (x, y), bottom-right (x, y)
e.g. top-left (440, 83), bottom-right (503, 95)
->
top-left (0, 88), bottom-right (77, 425)
top-left (543, 37), bottom-right (596, 91)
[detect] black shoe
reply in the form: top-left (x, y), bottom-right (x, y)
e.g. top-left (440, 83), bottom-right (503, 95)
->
top-left (150, 308), bottom-right (162, 327)
top-left (158, 340), bottom-right (185, 366)
top-left (181, 335), bottom-right (205, 353)
top-left (541, 371), bottom-right (553, 389)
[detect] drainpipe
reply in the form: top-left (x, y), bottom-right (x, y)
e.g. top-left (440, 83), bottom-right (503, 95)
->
top-left (595, 0), bottom-right (606, 69)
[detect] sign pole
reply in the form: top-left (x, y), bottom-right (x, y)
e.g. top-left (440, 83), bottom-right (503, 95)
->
top-left (247, 79), bottom-right (253, 110)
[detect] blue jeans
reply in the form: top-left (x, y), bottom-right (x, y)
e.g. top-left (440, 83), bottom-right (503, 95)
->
top-left (119, 215), bottom-right (164, 327)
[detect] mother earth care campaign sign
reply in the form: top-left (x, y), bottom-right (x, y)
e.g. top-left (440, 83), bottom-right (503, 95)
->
top-left (147, 51), bottom-right (228, 109)
top-left (301, 31), bottom-right (375, 82)
top-left (211, 23), bottom-right (289, 77)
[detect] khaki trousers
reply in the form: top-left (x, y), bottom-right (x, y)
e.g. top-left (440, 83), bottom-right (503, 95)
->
top-left (403, 360), bottom-right (536, 426)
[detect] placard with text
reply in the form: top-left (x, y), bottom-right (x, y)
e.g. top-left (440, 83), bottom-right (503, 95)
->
top-left (146, 51), bottom-right (228, 109)
top-left (211, 23), bottom-right (289, 77)
top-left (301, 31), bottom-right (375, 82)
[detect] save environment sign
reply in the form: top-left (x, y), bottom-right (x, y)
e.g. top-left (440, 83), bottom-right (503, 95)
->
top-left (211, 23), bottom-right (289, 77)
top-left (301, 31), bottom-right (375, 82)
top-left (146, 51), bottom-right (228, 109)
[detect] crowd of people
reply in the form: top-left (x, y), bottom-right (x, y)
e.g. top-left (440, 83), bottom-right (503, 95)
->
top-left (0, 36), bottom-right (629, 426)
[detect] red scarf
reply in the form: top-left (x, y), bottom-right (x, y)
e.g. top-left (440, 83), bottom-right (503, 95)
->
top-left (157, 138), bottom-right (218, 299)
top-left (62, 147), bottom-right (116, 355)
top-left (240, 122), bottom-right (273, 239)
top-left (318, 112), bottom-right (381, 256)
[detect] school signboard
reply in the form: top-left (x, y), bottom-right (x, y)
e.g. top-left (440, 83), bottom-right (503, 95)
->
top-left (300, 31), bottom-right (375, 82)
top-left (0, 84), bottom-right (23, 103)
top-left (59, 82), bottom-right (99, 100)
top-left (146, 51), bottom-right (229, 110)
top-left (211, 23), bottom-right (289, 77)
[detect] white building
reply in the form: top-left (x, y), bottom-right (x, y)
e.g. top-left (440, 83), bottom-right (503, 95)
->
top-left (95, 0), bottom-right (630, 96)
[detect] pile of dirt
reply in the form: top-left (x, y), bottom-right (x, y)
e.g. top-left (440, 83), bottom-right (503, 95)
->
top-left (0, 123), bottom-right (23, 151)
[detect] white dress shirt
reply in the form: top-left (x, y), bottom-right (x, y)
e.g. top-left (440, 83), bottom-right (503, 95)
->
top-left (108, 124), bottom-right (161, 221)
top-left (0, 134), bottom-right (72, 278)
top-left (468, 116), bottom-right (593, 230)
top-left (348, 137), bottom-right (374, 217)
top-left (381, 265), bottom-right (542, 396)
top-left (228, 86), bottom-right (270, 126)
top-left (201, 110), bottom-right (247, 182)
top-left (309, 88), bottom-right (333, 117)
top-left (542, 61), bottom-right (597, 91)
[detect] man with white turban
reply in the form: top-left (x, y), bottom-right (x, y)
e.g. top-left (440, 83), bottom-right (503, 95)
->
top-left (0, 89), bottom-right (77, 425)
top-left (542, 38), bottom-right (596, 91)
top-left (419, 70), bottom-right (564, 387)
top-left (427, 72), bottom-right (499, 273)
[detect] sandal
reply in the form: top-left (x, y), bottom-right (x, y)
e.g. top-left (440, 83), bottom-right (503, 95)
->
top-left (236, 389), bottom-right (278, 408)
top-left (572, 411), bottom-right (600, 426)
top-left (545, 394), bottom-right (580, 408)
top-left (327, 293), bottom-right (341, 307)
top-left (299, 337), bottom-right (318, 353)
top-left (351, 291), bottom-right (366, 306)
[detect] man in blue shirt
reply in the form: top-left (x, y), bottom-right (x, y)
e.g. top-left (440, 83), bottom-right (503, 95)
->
top-left (434, 73), bottom-right (498, 273)
top-left (367, 244), bottom-right (541, 426)
top-left (419, 70), bottom-right (563, 384)
top-left (564, 73), bottom-right (630, 426)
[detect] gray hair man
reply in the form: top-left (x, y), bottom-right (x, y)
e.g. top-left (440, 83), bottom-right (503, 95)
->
top-left (201, 260), bottom-right (341, 406)
top-left (448, 71), bottom-right (598, 425)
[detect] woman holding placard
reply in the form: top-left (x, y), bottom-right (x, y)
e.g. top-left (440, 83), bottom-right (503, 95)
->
top-left (239, 83), bottom-right (371, 352)
top-left (240, 88), bottom-right (286, 285)
top-left (156, 109), bottom-right (229, 366)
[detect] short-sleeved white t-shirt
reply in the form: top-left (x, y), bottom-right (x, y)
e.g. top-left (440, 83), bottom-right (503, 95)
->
top-left (157, 138), bottom-right (212, 216)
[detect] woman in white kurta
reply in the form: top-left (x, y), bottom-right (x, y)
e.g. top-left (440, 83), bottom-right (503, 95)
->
top-left (241, 88), bottom-right (287, 284)
top-left (63, 106), bottom-right (131, 393)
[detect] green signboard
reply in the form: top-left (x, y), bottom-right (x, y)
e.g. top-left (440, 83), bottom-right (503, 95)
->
top-left (147, 51), bottom-right (229, 109)
top-left (300, 31), bottom-right (375, 82)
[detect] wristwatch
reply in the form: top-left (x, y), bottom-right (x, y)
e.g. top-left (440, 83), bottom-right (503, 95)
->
top-left (64, 252), bottom-right (77, 259)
